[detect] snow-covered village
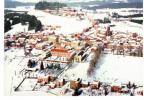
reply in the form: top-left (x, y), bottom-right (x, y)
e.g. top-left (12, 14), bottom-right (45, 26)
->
top-left (4, 0), bottom-right (143, 96)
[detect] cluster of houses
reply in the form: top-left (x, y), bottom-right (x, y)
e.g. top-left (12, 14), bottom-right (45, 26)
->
top-left (87, 17), bottom-right (143, 57)
top-left (43, 7), bottom-right (85, 20)
top-left (69, 79), bottom-right (143, 96)
top-left (32, 75), bottom-right (143, 96)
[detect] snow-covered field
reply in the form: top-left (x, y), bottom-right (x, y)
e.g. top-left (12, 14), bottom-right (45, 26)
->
top-left (98, 21), bottom-right (143, 35)
top-left (61, 54), bottom-right (143, 85)
top-left (95, 54), bottom-right (143, 85)
top-left (4, 49), bottom-right (28, 95)
top-left (12, 91), bottom-right (55, 96)
top-left (110, 21), bottom-right (143, 35)
top-left (5, 6), bottom-right (35, 12)
top-left (6, 23), bottom-right (35, 35)
top-left (28, 10), bottom-right (91, 34)
top-left (96, 8), bottom-right (143, 15)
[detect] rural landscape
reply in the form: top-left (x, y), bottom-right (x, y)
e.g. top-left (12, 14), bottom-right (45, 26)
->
top-left (4, 0), bottom-right (143, 96)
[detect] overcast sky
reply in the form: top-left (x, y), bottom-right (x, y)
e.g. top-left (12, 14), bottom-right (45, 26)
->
top-left (12, 0), bottom-right (143, 3)
top-left (12, 0), bottom-right (99, 3)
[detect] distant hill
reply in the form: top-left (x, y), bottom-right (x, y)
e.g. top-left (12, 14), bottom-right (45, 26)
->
top-left (67, 0), bottom-right (143, 9)
top-left (5, 0), bottom-right (35, 8)
top-left (67, 0), bottom-right (103, 7)
top-left (35, 1), bottom-right (67, 10)
top-left (85, 2), bottom-right (143, 10)
top-left (127, 0), bottom-right (143, 3)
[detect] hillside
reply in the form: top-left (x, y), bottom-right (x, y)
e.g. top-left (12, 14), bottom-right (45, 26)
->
top-left (67, 0), bottom-right (143, 9)
top-left (85, 2), bottom-right (143, 9)
top-left (5, 0), bottom-right (35, 8)
top-left (35, 1), bottom-right (67, 10)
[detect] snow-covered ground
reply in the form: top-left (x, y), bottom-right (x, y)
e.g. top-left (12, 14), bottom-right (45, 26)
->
top-left (98, 21), bottom-right (143, 35)
top-left (61, 54), bottom-right (143, 86)
top-left (110, 21), bottom-right (143, 35)
top-left (132, 17), bottom-right (143, 20)
top-left (5, 6), bottom-right (35, 12)
top-left (92, 13), bottom-right (109, 20)
top-left (28, 10), bottom-right (91, 34)
top-left (6, 23), bottom-right (35, 35)
top-left (95, 54), bottom-right (143, 85)
top-left (4, 49), bottom-right (28, 95)
top-left (12, 91), bottom-right (55, 96)
top-left (96, 8), bottom-right (143, 15)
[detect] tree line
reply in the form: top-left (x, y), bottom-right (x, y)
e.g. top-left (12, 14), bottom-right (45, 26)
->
top-left (35, 1), bottom-right (67, 10)
top-left (112, 13), bottom-right (143, 18)
top-left (112, 12), bottom-right (143, 24)
top-left (130, 19), bottom-right (143, 24)
top-left (5, 12), bottom-right (42, 32)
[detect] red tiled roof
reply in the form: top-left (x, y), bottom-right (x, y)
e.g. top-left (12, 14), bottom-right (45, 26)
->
top-left (51, 48), bottom-right (68, 53)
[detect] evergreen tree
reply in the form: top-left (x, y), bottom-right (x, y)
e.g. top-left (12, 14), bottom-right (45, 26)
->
top-left (28, 15), bottom-right (37, 30)
top-left (35, 20), bottom-right (42, 32)
top-left (12, 17), bottom-right (20, 25)
top-left (5, 12), bottom-right (42, 32)
top-left (4, 19), bottom-right (11, 32)
top-left (27, 59), bottom-right (32, 68)
top-left (40, 61), bottom-right (44, 70)
top-left (104, 17), bottom-right (111, 23)
top-left (20, 14), bottom-right (27, 25)
top-left (35, 1), bottom-right (67, 10)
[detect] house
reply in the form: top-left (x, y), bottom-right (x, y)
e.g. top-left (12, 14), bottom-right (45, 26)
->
top-left (50, 45), bottom-right (76, 63)
top-left (51, 46), bottom-right (70, 57)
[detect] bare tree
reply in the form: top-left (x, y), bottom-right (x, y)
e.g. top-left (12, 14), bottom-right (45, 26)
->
top-left (87, 47), bottom-right (101, 76)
